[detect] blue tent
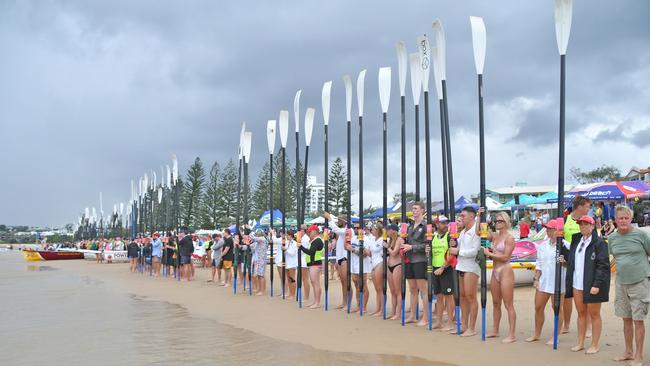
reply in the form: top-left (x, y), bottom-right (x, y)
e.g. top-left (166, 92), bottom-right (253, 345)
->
top-left (455, 196), bottom-right (479, 211)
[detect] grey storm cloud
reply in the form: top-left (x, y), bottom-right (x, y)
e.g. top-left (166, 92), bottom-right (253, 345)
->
top-left (1, 0), bottom-right (649, 226)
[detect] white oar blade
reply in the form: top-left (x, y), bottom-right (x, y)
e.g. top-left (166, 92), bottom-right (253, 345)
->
top-left (166, 165), bottom-right (171, 188)
top-left (267, 120), bottom-right (277, 154)
top-left (396, 41), bottom-right (408, 97)
top-left (294, 90), bottom-right (302, 132)
top-left (172, 154), bottom-right (178, 184)
top-left (158, 188), bottom-right (163, 204)
top-left (120, 203), bottom-right (124, 215)
top-left (469, 16), bottom-right (487, 75)
top-left (279, 110), bottom-right (289, 148)
top-left (238, 122), bottom-right (246, 159)
top-left (431, 46), bottom-right (443, 100)
top-left (243, 131), bottom-right (252, 163)
top-left (304, 108), bottom-right (315, 146)
top-left (378, 67), bottom-right (392, 113)
top-left (409, 53), bottom-right (422, 105)
top-left (356, 69), bottom-right (367, 117)
top-left (321, 81), bottom-right (332, 126)
top-left (416, 34), bottom-right (431, 93)
top-left (431, 20), bottom-right (447, 81)
top-left (554, 0), bottom-right (572, 55)
top-left (343, 75), bottom-right (352, 122)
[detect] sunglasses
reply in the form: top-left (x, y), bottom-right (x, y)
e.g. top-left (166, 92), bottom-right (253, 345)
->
top-left (495, 219), bottom-right (506, 224)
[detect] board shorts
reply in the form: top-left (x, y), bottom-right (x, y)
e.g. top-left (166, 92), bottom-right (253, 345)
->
top-left (432, 266), bottom-right (454, 295)
top-left (337, 257), bottom-right (347, 266)
top-left (180, 255), bottom-right (191, 265)
top-left (405, 262), bottom-right (426, 279)
top-left (222, 260), bottom-right (233, 269)
top-left (615, 278), bottom-right (649, 321)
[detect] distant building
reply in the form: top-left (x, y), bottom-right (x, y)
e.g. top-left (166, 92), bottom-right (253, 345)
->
top-left (623, 167), bottom-right (650, 184)
top-left (486, 182), bottom-right (573, 204)
top-left (305, 175), bottom-right (325, 214)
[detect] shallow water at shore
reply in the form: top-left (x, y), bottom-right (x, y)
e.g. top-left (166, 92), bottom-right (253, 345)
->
top-left (0, 252), bottom-right (441, 366)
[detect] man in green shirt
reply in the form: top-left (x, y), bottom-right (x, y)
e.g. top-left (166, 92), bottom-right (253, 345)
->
top-left (609, 205), bottom-right (650, 366)
top-left (562, 195), bottom-right (592, 333)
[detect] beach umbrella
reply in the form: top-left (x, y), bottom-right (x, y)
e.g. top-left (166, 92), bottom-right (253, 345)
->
top-left (322, 80), bottom-right (332, 310)
top-left (553, 0), bottom-right (573, 351)
top-left (357, 69), bottom-right (367, 316)
top-left (267, 119), bottom-right (277, 297)
top-left (279, 110), bottom-right (289, 299)
top-left (432, 19), bottom-right (460, 335)
top-left (417, 33), bottom-right (435, 330)
top-left (470, 15), bottom-right (488, 341)
top-left (379, 65), bottom-right (392, 320)
top-left (343, 74), bottom-right (354, 314)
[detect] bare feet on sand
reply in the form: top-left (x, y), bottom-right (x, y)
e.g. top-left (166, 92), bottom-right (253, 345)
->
top-left (585, 346), bottom-right (599, 354)
top-left (570, 345), bottom-right (584, 352)
top-left (416, 320), bottom-right (427, 327)
top-left (501, 336), bottom-right (516, 344)
top-left (613, 354), bottom-right (633, 362)
top-left (525, 335), bottom-right (539, 342)
top-left (486, 332), bottom-right (500, 338)
top-left (461, 330), bottom-right (477, 337)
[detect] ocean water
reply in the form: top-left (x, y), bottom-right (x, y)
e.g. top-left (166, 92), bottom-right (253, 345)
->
top-left (0, 252), bottom-right (440, 366)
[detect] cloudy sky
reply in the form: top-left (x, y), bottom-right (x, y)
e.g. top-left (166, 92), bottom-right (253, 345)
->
top-left (1, 0), bottom-right (649, 227)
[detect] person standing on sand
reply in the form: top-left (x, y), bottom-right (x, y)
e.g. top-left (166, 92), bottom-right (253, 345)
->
top-left (209, 233), bottom-right (224, 284)
top-left (298, 225), bottom-right (324, 309)
top-left (220, 229), bottom-right (234, 287)
top-left (250, 230), bottom-right (268, 296)
top-left (449, 206), bottom-right (480, 337)
top-left (403, 202), bottom-right (430, 327)
top-left (178, 230), bottom-right (194, 281)
top-left (385, 224), bottom-right (403, 320)
top-left (324, 212), bottom-right (350, 310)
top-left (368, 223), bottom-right (385, 317)
top-left (480, 210), bottom-right (517, 343)
top-left (608, 205), bottom-right (650, 366)
top-left (430, 216), bottom-right (454, 331)
top-left (563, 215), bottom-right (610, 355)
top-left (346, 223), bottom-right (370, 313)
top-left (525, 219), bottom-right (570, 345)
top-left (127, 239), bottom-right (139, 273)
top-left (151, 232), bottom-right (163, 277)
top-left (284, 230), bottom-right (298, 299)
top-left (563, 195), bottom-right (592, 334)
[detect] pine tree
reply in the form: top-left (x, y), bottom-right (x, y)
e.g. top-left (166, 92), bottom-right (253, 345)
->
top-left (216, 159), bottom-right (238, 228)
top-left (181, 157), bottom-right (205, 230)
top-left (327, 157), bottom-right (349, 215)
top-left (201, 161), bottom-right (221, 229)
top-left (252, 162), bottom-right (270, 219)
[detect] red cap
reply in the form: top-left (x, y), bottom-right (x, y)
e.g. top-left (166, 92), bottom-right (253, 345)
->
top-left (543, 219), bottom-right (558, 230)
top-left (576, 215), bottom-right (595, 225)
top-left (153, 232), bottom-right (160, 238)
top-left (307, 225), bottom-right (319, 233)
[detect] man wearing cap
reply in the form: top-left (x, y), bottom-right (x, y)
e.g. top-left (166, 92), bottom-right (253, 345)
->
top-left (151, 232), bottom-right (163, 277)
top-left (178, 230), bottom-right (194, 281)
top-left (608, 205), bottom-right (650, 366)
top-left (324, 212), bottom-right (350, 310)
top-left (298, 225), bottom-right (324, 309)
top-left (431, 215), bottom-right (454, 330)
top-left (564, 215), bottom-right (610, 354)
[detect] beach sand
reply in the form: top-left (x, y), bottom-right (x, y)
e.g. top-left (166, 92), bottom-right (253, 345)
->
top-left (40, 258), bottom-right (647, 366)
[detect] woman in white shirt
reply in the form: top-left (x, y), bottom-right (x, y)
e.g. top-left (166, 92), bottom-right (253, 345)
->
top-left (368, 223), bottom-right (385, 317)
top-left (525, 220), bottom-right (569, 344)
top-left (283, 230), bottom-right (298, 300)
top-left (346, 226), bottom-right (371, 313)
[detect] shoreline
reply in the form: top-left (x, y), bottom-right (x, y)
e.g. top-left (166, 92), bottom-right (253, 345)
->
top-left (34, 257), bottom-right (647, 366)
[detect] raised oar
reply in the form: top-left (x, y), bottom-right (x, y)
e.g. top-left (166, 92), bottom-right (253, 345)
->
top-left (242, 131), bottom-right (253, 296)
top-left (418, 33), bottom-right (435, 330)
top-left (172, 155), bottom-right (181, 281)
top-left (322, 81), bottom-right (332, 311)
top-left (379, 65), bottom-right (393, 321)
top-left (343, 74), bottom-right (353, 314)
top-left (267, 119), bottom-right (277, 297)
top-left (234, 123), bottom-right (246, 293)
top-left (433, 20), bottom-right (459, 335)
top-left (553, 0), bottom-right (573, 351)
top-left (470, 15), bottom-right (488, 341)
top-left (294, 91), bottom-right (302, 306)
top-left (300, 108), bottom-right (316, 305)
top-left (400, 223), bottom-right (407, 326)
top-left (279, 110), bottom-right (289, 299)
top-left (357, 69), bottom-right (367, 316)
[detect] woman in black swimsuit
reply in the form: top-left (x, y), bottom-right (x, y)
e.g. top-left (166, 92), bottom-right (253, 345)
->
top-left (386, 224), bottom-right (403, 320)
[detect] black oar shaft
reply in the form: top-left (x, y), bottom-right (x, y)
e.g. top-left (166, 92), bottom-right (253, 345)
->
top-left (269, 152), bottom-right (274, 297)
top-left (324, 123), bottom-right (329, 310)
top-left (358, 114), bottom-right (364, 316)
top-left (478, 74), bottom-right (488, 341)
top-left (346, 119), bottom-right (352, 313)
top-left (281, 147), bottom-right (287, 299)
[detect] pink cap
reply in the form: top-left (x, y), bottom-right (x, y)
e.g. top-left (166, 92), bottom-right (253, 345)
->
top-left (543, 219), bottom-right (558, 230)
top-left (576, 215), bottom-right (595, 225)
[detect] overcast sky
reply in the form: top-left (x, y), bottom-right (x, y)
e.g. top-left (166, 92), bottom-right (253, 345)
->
top-left (1, 0), bottom-right (649, 227)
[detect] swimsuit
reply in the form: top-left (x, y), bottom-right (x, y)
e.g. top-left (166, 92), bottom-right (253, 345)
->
top-left (491, 238), bottom-right (510, 283)
top-left (388, 262), bottom-right (402, 273)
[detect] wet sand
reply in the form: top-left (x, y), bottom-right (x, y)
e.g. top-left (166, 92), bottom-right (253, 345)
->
top-left (41, 258), bottom-right (647, 366)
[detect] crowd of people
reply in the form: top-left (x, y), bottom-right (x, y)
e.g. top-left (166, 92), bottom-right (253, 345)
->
top-left (74, 195), bottom-right (648, 366)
